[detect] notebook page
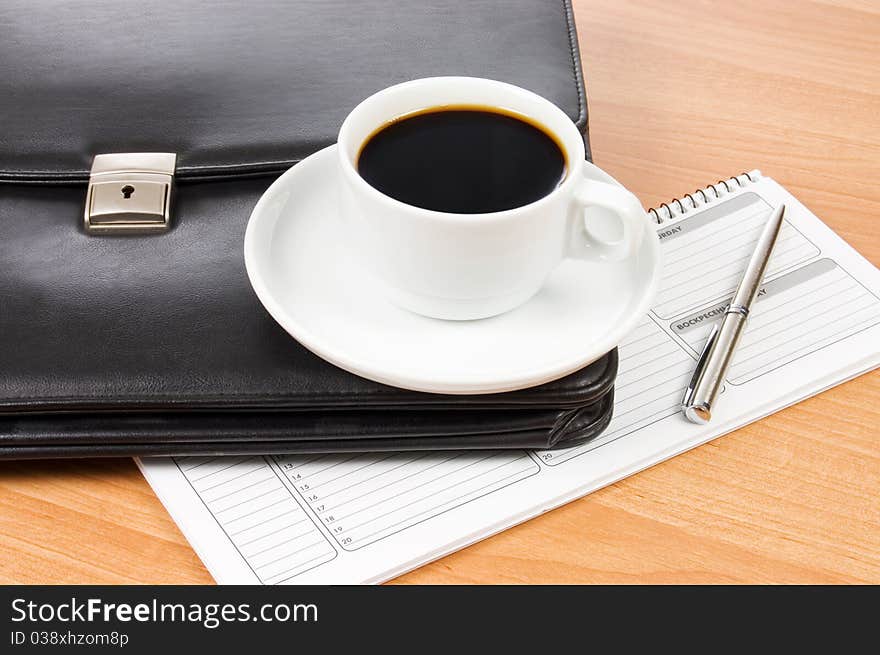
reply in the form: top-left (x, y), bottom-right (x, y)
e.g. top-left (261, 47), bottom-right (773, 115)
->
top-left (138, 173), bottom-right (880, 584)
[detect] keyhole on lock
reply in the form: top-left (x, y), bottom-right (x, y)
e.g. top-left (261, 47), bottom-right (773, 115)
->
top-left (121, 185), bottom-right (135, 199)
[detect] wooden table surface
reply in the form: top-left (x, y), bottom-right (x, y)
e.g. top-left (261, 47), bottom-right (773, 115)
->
top-left (2, 0), bottom-right (878, 584)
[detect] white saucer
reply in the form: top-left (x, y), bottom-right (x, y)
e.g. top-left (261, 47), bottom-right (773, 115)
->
top-left (244, 145), bottom-right (661, 394)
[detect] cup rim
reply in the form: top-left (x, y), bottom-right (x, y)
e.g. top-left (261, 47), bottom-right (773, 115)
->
top-left (337, 76), bottom-right (586, 223)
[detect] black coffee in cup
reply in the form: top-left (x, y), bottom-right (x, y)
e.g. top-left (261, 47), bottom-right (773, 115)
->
top-left (357, 107), bottom-right (566, 214)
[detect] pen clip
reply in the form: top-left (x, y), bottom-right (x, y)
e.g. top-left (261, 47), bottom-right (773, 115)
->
top-left (682, 322), bottom-right (720, 410)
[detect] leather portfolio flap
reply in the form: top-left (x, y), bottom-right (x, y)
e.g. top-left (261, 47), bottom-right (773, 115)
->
top-left (0, 0), bottom-right (611, 456)
top-left (0, 0), bottom-right (587, 182)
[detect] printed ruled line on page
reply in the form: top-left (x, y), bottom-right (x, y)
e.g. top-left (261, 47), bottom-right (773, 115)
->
top-left (274, 451), bottom-right (539, 550)
top-left (654, 193), bottom-right (819, 319)
top-left (674, 259), bottom-right (880, 384)
top-left (176, 456), bottom-right (336, 584)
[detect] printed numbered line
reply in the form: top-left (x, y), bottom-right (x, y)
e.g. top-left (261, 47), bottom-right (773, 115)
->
top-left (673, 259), bottom-right (880, 385)
top-left (653, 193), bottom-right (819, 319)
top-left (537, 316), bottom-right (696, 466)
top-left (176, 456), bottom-right (336, 584)
top-left (274, 451), bottom-right (538, 551)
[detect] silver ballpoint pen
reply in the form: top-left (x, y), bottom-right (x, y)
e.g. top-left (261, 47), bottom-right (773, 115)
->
top-left (681, 204), bottom-right (786, 424)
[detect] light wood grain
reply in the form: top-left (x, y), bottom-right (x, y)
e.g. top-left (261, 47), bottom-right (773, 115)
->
top-left (1, 0), bottom-right (878, 584)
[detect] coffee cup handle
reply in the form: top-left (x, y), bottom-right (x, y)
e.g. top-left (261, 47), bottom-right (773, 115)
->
top-left (566, 174), bottom-right (645, 262)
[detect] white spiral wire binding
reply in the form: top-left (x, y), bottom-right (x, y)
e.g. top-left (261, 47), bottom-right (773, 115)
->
top-left (647, 171), bottom-right (762, 224)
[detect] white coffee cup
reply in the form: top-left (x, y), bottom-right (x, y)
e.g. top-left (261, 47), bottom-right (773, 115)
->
top-left (337, 76), bottom-right (646, 320)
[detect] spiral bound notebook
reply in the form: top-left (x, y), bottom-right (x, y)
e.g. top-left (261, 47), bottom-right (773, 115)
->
top-left (139, 171), bottom-right (880, 584)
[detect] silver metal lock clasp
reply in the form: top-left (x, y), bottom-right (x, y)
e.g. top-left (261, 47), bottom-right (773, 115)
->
top-left (84, 153), bottom-right (177, 233)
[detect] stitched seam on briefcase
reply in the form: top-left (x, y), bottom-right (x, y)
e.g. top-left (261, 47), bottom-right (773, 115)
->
top-left (561, 0), bottom-right (587, 131)
top-left (0, 349), bottom-right (617, 409)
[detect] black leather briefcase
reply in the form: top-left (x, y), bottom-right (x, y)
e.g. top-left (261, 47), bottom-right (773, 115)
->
top-left (0, 0), bottom-right (617, 458)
